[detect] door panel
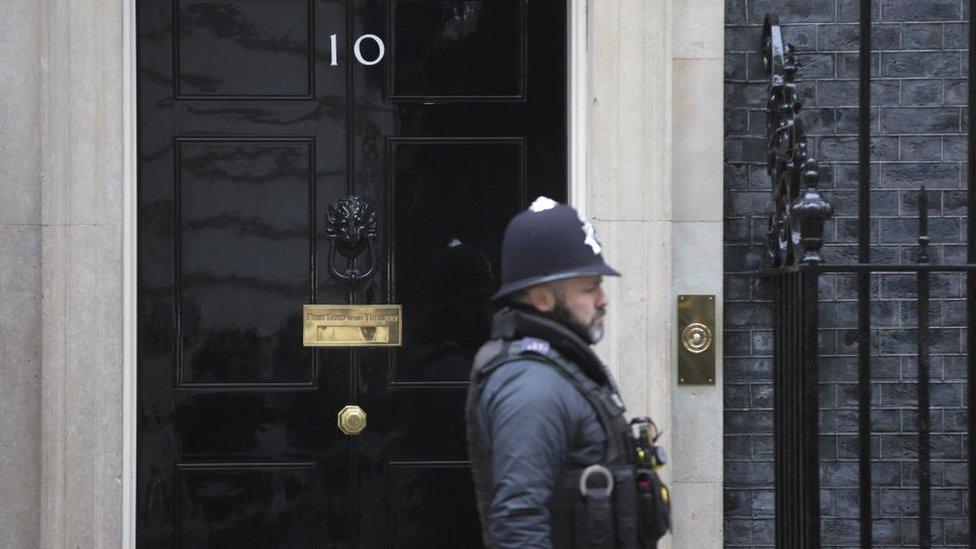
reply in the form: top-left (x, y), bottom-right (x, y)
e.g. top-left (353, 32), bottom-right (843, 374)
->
top-left (177, 138), bottom-right (315, 385)
top-left (390, 138), bottom-right (523, 383)
top-left (138, 0), bottom-right (565, 546)
top-left (388, 0), bottom-right (525, 100)
top-left (176, 463), bottom-right (319, 547)
top-left (386, 463), bottom-right (481, 545)
top-left (175, 0), bottom-right (315, 98)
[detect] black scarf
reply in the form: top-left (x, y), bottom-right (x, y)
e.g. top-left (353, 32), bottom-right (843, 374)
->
top-left (489, 305), bottom-right (618, 391)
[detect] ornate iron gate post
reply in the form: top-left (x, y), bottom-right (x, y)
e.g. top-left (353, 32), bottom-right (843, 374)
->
top-left (760, 16), bottom-right (833, 548)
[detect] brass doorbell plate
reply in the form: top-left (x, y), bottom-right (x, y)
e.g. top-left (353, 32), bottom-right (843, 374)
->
top-left (677, 295), bottom-right (716, 385)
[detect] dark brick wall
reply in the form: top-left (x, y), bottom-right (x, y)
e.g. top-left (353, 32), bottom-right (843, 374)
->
top-left (724, 1), bottom-right (970, 547)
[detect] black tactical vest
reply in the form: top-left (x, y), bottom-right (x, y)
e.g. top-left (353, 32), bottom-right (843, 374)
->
top-left (466, 308), bottom-right (643, 548)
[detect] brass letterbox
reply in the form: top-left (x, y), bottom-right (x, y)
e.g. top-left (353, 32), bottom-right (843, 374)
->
top-left (302, 304), bottom-right (402, 347)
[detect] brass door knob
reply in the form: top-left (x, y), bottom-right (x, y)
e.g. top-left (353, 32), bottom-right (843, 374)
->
top-left (338, 405), bottom-right (367, 436)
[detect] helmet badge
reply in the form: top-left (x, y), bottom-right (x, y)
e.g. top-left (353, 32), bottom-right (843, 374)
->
top-left (529, 196), bottom-right (558, 212)
top-left (578, 213), bottom-right (602, 255)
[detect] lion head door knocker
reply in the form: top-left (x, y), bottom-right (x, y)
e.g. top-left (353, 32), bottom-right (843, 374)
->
top-left (324, 195), bottom-right (378, 291)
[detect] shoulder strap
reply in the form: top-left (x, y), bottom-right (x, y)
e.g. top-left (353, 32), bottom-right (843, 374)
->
top-left (506, 337), bottom-right (631, 463)
top-left (470, 339), bottom-right (530, 383)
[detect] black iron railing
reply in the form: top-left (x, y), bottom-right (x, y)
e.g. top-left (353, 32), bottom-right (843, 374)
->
top-left (760, 10), bottom-right (976, 548)
top-left (759, 16), bottom-right (832, 547)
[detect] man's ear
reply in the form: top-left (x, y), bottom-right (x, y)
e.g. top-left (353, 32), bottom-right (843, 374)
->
top-left (524, 284), bottom-right (557, 312)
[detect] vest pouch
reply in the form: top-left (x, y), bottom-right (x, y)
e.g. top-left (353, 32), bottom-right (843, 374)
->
top-left (575, 465), bottom-right (615, 549)
top-left (609, 464), bottom-right (639, 548)
top-left (635, 468), bottom-right (671, 547)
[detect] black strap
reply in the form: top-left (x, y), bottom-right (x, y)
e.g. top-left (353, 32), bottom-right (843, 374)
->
top-left (577, 493), bottom-right (614, 549)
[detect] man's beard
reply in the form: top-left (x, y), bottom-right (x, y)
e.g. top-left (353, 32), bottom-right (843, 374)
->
top-left (548, 297), bottom-right (606, 345)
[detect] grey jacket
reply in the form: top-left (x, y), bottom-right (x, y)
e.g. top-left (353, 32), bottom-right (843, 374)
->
top-left (467, 308), bottom-right (617, 548)
top-left (470, 358), bottom-right (607, 547)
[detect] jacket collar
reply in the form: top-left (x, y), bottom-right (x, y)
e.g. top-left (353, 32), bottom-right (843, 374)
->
top-left (490, 305), bottom-right (612, 386)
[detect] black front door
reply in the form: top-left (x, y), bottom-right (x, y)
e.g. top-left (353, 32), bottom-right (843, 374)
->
top-left (137, 1), bottom-right (566, 546)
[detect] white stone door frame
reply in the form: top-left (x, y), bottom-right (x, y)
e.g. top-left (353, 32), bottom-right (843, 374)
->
top-left (568, 0), bottom-right (589, 215)
top-left (121, 0), bottom-right (138, 545)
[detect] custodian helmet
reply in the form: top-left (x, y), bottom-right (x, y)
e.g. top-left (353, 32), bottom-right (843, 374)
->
top-left (493, 196), bottom-right (620, 299)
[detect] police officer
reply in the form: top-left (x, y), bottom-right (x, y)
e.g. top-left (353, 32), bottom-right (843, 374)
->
top-left (466, 197), bottom-right (670, 548)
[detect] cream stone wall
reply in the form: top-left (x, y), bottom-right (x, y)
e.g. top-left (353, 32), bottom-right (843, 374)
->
top-left (0, 0), bottom-right (724, 547)
top-left (588, 0), bottom-right (675, 452)
top-left (1, 0), bottom-right (125, 546)
top-left (0, 1), bottom-right (43, 546)
top-left (671, 1), bottom-right (725, 547)
top-left (40, 0), bottom-right (126, 546)
top-left (587, 1), bottom-right (724, 547)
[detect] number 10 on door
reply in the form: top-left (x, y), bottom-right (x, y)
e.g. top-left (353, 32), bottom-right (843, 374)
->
top-left (330, 34), bottom-right (386, 66)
